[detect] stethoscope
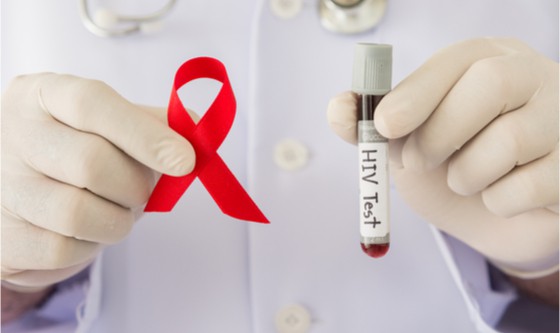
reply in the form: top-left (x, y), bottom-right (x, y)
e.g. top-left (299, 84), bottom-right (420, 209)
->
top-left (79, 0), bottom-right (178, 37)
top-left (79, 0), bottom-right (386, 38)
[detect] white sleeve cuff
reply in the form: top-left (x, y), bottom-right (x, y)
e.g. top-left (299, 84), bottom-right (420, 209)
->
top-left (1, 267), bottom-right (90, 333)
top-left (1, 254), bottom-right (104, 333)
top-left (431, 226), bottom-right (517, 332)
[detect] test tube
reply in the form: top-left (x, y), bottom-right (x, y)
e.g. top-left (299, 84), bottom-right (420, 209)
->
top-left (352, 43), bottom-right (392, 258)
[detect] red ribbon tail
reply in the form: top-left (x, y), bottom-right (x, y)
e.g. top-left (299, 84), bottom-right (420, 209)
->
top-left (198, 156), bottom-right (269, 223)
top-left (144, 173), bottom-right (196, 212)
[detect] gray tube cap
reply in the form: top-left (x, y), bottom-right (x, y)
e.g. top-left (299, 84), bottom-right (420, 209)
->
top-left (352, 43), bottom-right (392, 95)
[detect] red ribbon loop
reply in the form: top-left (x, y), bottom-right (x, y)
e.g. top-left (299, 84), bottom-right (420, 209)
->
top-left (144, 57), bottom-right (269, 224)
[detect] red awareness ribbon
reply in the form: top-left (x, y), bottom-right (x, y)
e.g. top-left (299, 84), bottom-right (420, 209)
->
top-left (144, 57), bottom-right (269, 224)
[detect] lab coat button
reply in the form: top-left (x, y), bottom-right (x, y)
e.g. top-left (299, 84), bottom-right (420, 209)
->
top-left (275, 304), bottom-right (311, 333)
top-left (270, 0), bottom-right (303, 19)
top-left (274, 139), bottom-right (309, 171)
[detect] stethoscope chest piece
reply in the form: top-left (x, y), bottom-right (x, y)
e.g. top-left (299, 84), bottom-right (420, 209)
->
top-left (319, 0), bottom-right (387, 34)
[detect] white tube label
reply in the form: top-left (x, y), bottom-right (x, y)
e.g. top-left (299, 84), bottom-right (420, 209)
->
top-left (358, 121), bottom-right (390, 244)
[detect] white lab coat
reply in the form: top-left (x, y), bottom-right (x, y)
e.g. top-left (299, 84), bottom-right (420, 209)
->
top-left (1, 0), bottom-right (558, 332)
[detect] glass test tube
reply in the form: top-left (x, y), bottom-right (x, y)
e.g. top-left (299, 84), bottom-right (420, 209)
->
top-left (352, 43), bottom-right (392, 258)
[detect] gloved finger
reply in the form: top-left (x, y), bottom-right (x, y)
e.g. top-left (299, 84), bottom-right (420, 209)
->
top-left (2, 171), bottom-right (136, 244)
top-left (547, 204), bottom-right (559, 214)
top-left (326, 91), bottom-right (358, 145)
top-left (448, 93), bottom-right (558, 195)
top-left (142, 105), bottom-right (201, 124)
top-left (16, 119), bottom-right (156, 208)
top-left (2, 261), bottom-right (93, 290)
top-left (388, 137), bottom-right (406, 169)
top-left (32, 73), bottom-right (195, 176)
top-left (392, 161), bottom-right (559, 267)
top-left (482, 146), bottom-right (559, 217)
top-left (374, 38), bottom-right (531, 139)
top-left (1, 212), bottom-right (101, 271)
top-left (401, 52), bottom-right (544, 171)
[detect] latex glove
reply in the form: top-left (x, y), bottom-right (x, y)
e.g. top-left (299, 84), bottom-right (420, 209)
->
top-left (328, 38), bottom-right (559, 278)
top-left (1, 73), bottom-right (195, 291)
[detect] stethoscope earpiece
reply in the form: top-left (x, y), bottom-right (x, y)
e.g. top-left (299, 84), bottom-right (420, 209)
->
top-left (319, 0), bottom-right (387, 34)
top-left (92, 8), bottom-right (119, 30)
top-left (79, 0), bottom-right (176, 37)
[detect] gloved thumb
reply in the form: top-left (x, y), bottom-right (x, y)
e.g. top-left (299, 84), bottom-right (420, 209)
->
top-left (34, 74), bottom-right (195, 176)
top-left (327, 91), bottom-right (359, 145)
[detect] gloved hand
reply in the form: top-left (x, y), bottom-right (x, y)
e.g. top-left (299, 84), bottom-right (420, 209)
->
top-left (328, 38), bottom-right (559, 278)
top-left (1, 73), bottom-right (195, 291)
